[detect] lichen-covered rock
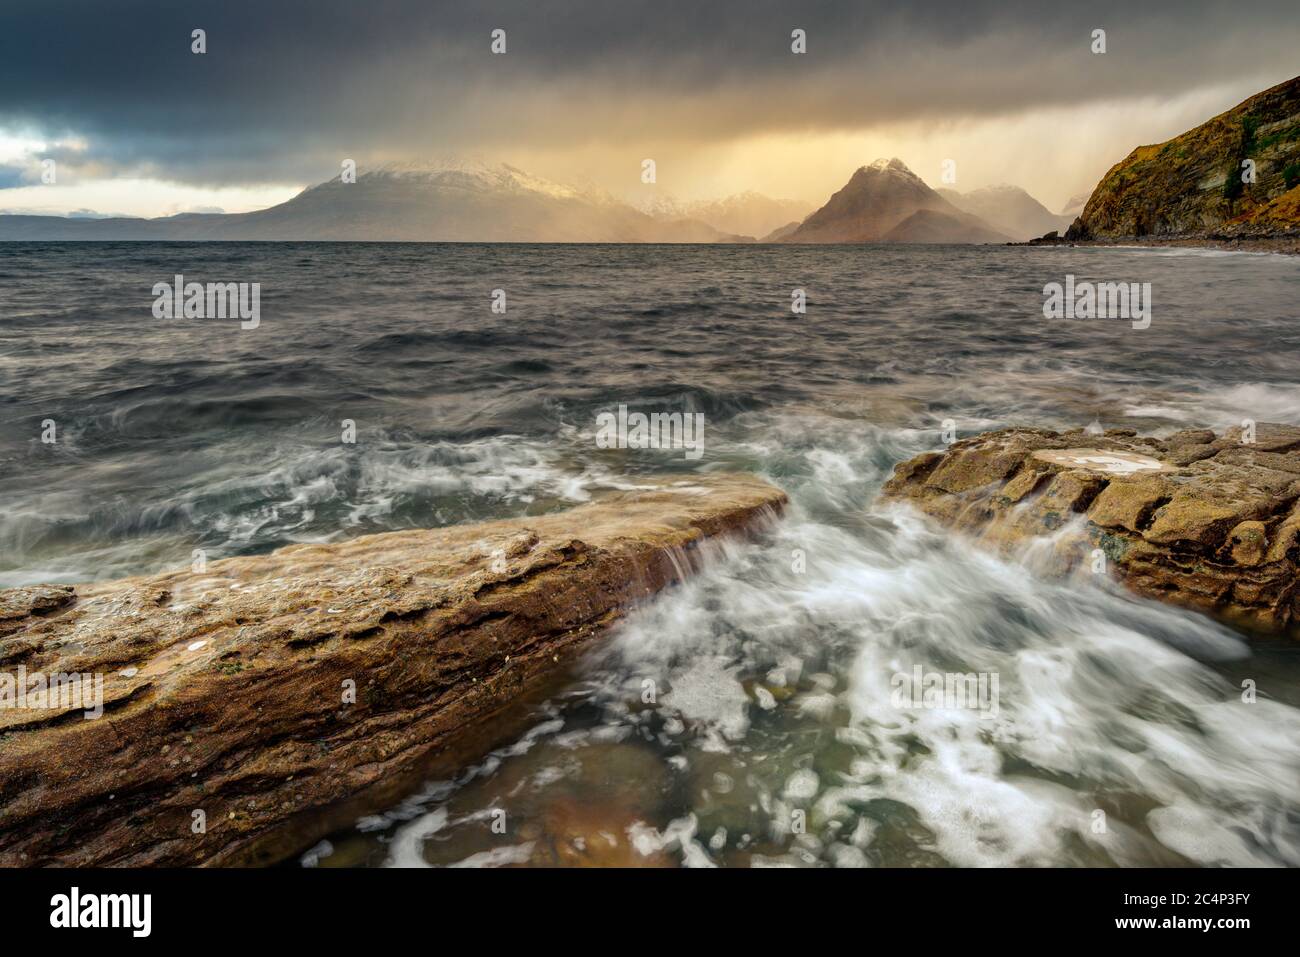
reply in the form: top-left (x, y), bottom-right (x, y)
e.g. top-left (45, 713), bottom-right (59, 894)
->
top-left (1228, 520), bottom-right (1270, 566)
top-left (1086, 476), bottom-right (1174, 533)
top-left (882, 425), bottom-right (1300, 637)
top-left (0, 473), bottom-right (786, 866)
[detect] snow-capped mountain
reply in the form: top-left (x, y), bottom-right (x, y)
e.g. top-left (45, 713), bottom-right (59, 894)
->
top-left (0, 159), bottom-right (748, 242)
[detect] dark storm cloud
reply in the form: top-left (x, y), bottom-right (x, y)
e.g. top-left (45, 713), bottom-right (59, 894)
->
top-left (0, 0), bottom-right (1296, 186)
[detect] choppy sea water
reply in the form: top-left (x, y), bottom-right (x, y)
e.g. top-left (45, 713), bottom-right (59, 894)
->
top-left (2, 241), bottom-right (1299, 867)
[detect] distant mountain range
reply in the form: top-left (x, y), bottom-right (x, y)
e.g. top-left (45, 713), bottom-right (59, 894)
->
top-left (637, 191), bottom-right (813, 241)
top-left (937, 184), bottom-right (1074, 241)
top-left (0, 155), bottom-right (1051, 245)
top-left (7, 72), bottom-right (1298, 246)
top-left (0, 161), bottom-right (752, 243)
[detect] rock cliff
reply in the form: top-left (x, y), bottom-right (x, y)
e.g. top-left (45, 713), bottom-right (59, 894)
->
top-left (1067, 74), bottom-right (1300, 241)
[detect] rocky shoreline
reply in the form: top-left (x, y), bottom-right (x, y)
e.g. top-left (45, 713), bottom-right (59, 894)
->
top-left (1015, 234), bottom-right (1300, 255)
top-left (0, 474), bottom-right (786, 866)
top-left (883, 424), bottom-right (1300, 638)
top-left (5, 423), bottom-right (1298, 867)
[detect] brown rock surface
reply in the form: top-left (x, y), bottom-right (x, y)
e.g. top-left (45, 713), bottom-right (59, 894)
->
top-left (0, 473), bottom-right (786, 866)
top-left (882, 425), bottom-right (1300, 637)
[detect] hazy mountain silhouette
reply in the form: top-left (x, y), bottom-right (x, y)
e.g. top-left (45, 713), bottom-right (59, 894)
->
top-left (638, 191), bottom-right (813, 240)
top-left (937, 184), bottom-right (1073, 240)
top-left (0, 160), bottom-right (752, 242)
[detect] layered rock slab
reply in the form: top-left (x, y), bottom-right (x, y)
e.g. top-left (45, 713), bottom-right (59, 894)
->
top-left (882, 424), bottom-right (1300, 636)
top-left (0, 474), bottom-right (786, 866)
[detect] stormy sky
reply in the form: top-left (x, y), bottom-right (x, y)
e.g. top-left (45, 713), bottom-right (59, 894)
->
top-left (1, 0), bottom-right (1297, 216)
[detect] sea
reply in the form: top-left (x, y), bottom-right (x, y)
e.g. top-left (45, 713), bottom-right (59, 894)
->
top-left (2, 240), bottom-right (1298, 867)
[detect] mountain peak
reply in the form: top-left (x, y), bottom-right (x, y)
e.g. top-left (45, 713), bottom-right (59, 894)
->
top-left (352, 158), bottom-right (586, 202)
top-left (787, 157), bottom-right (1002, 243)
top-left (863, 157), bottom-right (913, 174)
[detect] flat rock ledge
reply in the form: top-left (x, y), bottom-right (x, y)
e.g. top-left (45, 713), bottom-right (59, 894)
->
top-left (883, 424), bottom-right (1300, 637)
top-left (0, 473), bottom-right (785, 866)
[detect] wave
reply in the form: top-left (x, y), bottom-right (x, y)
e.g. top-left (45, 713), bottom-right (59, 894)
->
top-left (326, 418), bottom-right (1300, 868)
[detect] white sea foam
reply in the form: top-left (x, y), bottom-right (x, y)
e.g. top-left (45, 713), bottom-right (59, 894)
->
top-left (364, 412), bottom-right (1299, 867)
top-left (572, 421), bottom-right (1297, 867)
top-left (1124, 382), bottom-right (1300, 428)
